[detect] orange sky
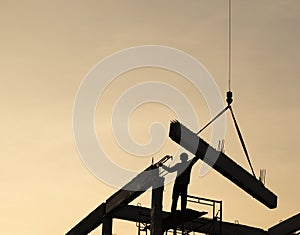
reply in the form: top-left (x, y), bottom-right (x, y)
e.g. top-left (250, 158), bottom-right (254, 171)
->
top-left (1, 0), bottom-right (300, 234)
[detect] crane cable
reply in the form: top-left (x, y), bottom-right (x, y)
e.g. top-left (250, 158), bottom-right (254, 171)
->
top-left (196, 0), bottom-right (257, 178)
top-left (229, 106), bottom-right (256, 177)
top-left (228, 0), bottom-right (232, 91)
top-left (227, 0), bottom-right (256, 178)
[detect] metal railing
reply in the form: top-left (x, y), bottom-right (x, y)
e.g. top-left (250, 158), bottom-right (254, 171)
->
top-left (186, 195), bottom-right (222, 235)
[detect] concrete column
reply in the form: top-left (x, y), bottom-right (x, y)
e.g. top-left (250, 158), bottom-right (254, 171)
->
top-left (151, 175), bottom-right (164, 235)
top-left (102, 216), bottom-right (112, 235)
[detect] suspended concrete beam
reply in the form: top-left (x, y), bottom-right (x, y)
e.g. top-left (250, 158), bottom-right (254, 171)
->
top-left (113, 205), bottom-right (267, 235)
top-left (268, 213), bottom-right (300, 235)
top-left (168, 121), bottom-right (277, 209)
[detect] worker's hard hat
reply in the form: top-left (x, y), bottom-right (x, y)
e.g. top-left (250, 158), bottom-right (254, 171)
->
top-left (180, 152), bottom-right (188, 161)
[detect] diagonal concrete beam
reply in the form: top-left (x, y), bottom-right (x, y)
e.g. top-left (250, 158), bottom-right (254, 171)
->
top-left (268, 213), bottom-right (300, 235)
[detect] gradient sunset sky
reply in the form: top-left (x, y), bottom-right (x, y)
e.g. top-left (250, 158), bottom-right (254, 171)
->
top-left (1, 1), bottom-right (300, 234)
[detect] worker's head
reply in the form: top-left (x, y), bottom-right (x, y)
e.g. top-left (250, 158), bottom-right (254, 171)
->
top-left (180, 152), bottom-right (188, 162)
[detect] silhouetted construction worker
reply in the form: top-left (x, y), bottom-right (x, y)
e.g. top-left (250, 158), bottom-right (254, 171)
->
top-left (161, 153), bottom-right (199, 213)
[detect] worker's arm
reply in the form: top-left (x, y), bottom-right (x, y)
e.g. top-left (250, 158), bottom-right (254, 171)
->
top-left (161, 164), bottom-right (177, 173)
top-left (190, 155), bottom-right (200, 167)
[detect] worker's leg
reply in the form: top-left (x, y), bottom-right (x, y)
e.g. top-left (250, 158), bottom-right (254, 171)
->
top-left (171, 184), bottom-right (180, 213)
top-left (180, 185), bottom-right (188, 211)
